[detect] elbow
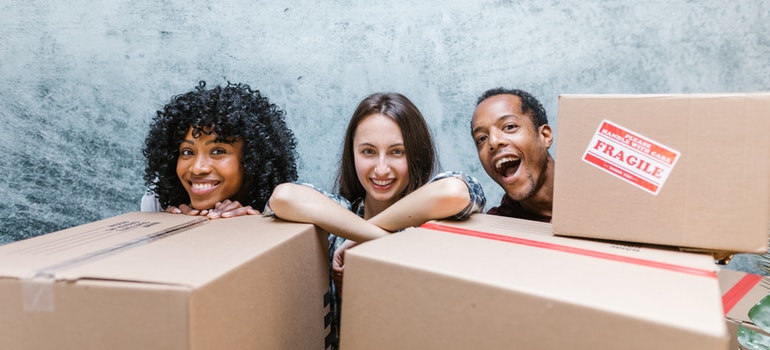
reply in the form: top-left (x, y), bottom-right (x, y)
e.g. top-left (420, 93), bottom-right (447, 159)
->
top-left (436, 178), bottom-right (472, 214)
top-left (268, 182), bottom-right (298, 216)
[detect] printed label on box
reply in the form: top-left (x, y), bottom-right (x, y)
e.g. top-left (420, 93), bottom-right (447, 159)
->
top-left (582, 120), bottom-right (680, 195)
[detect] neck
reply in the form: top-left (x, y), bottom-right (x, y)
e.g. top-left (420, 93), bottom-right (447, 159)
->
top-left (363, 195), bottom-right (397, 220)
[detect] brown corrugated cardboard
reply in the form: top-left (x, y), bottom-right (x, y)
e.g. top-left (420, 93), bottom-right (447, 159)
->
top-left (339, 214), bottom-right (728, 350)
top-left (718, 268), bottom-right (770, 349)
top-left (553, 93), bottom-right (770, 254)
top-left (0, 212), bottom-right (330, 350)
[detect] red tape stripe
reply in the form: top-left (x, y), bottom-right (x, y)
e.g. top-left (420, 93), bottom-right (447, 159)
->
top-left (420, 222), bottom-right (717, 278)
top-left (722, 273), bottom-right (763, 315)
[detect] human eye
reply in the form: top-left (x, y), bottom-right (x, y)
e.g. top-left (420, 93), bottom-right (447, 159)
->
top-left (179, 148), bottom-right (194, 157)
top-left (503, 123), bottom-right (519, 132)
top-left (211, 148), bottom-right (227, 156)
top-left (474, 134), bottom-right (487, 146)
top-left (391, 148), bottom-right (405, 156)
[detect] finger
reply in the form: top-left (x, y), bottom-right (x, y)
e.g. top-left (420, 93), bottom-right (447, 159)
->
top-left (166, 206), bottom-right (182, 214)
top-left (178, 204), bottom-right (200, 216)
top-left (219, 200), bottom-right (243, 213)
top-left (220, 207), bottom-right (245, 218)
top-left (214, 200), bottom-right (232, 211)
top-left (207, 209), bottom-right (222, 219)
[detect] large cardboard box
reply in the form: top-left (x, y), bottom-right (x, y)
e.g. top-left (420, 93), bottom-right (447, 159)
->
top-left (340, 214), bottom-right (728, 350)
top-left (718, 268), bottom-right (770, 349)
top-left (0, 212), bottom-right (330, 350)
top-left (553, 93), bottom-right (770, 254)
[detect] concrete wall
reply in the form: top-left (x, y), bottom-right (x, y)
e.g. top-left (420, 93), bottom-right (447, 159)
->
top-left (1, 1), bottom-right (768, 245)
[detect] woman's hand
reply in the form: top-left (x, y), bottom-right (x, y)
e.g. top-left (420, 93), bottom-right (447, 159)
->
top-left (332, 239), bottom-right (360, 296)
top-left (209, 199), bottom-right (260, 219)
top-left (166, 200), bottom-right (259, 219)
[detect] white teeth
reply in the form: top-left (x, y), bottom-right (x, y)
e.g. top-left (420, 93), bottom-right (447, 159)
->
top-left (372, 179), bottom-right (394, 186)
top-left (495, 156), bottom-right (519, 170)
top-left (192, 183), bottom-right (216, 190)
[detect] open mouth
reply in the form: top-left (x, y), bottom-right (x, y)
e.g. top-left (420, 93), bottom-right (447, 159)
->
top-left (494, 156), bottom-right (521, 178)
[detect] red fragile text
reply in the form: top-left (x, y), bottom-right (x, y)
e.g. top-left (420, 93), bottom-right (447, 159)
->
top-left (592, 140), bottom-right (663, 178)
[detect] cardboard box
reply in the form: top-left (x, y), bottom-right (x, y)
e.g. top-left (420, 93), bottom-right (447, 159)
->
top-left (718, 268), bottom-right (770, 349)
top-left (0, 212), bottom-right (330, 350)
top-left (339, 214), bottom-right (728, 350)
top-left (553, 93), bottom-right (770, 254)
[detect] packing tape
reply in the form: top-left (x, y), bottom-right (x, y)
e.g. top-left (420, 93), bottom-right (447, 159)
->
top-left (722, 273), bottom-right (763, 315)
top-left (19, 218), bottom-right (205, 313)
top-left (22, 276), bottom-right (55, 312)
top-left (421, 222), bottom-right (717, 278)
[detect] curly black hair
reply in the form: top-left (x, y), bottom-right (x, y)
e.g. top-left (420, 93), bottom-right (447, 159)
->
top-left (143, 81), bottom-right (298, 211)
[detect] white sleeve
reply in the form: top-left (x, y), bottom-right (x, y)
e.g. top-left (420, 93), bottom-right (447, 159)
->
top-left (140, 192), bottom-right (163, 212)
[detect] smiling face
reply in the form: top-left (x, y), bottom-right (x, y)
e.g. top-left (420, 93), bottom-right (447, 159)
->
top-left (353, 113), bottom-right (410, 212)
top-left (472, 94), bottom-right (553, 202)
top-left (176, 126), bottom-right (245, 210)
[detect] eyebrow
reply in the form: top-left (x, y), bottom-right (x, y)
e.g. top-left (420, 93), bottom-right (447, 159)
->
top-left (180, 139), bottom-right (230, 146)
top-left (357, 142), bottom-right (405, 148)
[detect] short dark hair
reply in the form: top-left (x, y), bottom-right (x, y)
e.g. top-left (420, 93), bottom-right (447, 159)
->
top-left (143, 81), bottom-right (298, 210)
top-left (335, 92), bottom-right (437, 203)
top-left (476, 88), bottom-right (548, 127)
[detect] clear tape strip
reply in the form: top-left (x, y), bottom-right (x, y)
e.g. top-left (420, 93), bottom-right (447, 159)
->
top-left (20, 218), bottom-right (205, 312)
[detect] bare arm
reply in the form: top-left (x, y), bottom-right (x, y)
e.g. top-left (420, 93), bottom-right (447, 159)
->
top-left (268, 183), bottom-right (389, 242)
top-left (368, 176), bottom-right (471, 232)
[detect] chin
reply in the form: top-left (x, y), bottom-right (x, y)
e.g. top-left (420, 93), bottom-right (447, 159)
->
top-left (191, 200), bottom-right (215, 210)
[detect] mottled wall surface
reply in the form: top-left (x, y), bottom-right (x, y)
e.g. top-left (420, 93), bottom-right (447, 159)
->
top-left (1, 1), bottom-right (768, 245)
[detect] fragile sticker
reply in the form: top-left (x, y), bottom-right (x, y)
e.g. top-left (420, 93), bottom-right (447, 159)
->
top-left (582, 120), bottom-right (680, 195)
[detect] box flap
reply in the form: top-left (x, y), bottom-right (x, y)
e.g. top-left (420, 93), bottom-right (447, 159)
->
top-left (429, 214), bottom-right (719, 272)
top-left (53, 215), bottom-right (319, 288)
top-left (0, 212), bottom-right (204, 279)
top-left (0, 213), bottom-right (320, 288)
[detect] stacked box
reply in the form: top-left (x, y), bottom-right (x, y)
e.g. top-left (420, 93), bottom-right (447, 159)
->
top-left (0, 212), bottom-right (330, 350)
top-left (553, 93), bottom-right (770, 254)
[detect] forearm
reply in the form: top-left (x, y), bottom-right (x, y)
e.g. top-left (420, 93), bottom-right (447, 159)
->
top-left (369, 177), bottom-right (471, 231)
top-left (268, 183), bottom-right (389, 242)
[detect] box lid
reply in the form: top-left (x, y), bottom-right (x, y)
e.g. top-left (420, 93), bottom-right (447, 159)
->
top-left (0, 212), bottom-right (317, 288)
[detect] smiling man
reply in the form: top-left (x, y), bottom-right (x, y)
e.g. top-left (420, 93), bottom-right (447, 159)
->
top-left (471, 88), bottom-right (554, 222)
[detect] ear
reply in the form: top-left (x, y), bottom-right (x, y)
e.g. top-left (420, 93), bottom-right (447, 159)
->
top-left (538, 124), bottom-right (553, 148)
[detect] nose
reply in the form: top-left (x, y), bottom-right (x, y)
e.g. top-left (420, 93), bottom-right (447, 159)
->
top-left (374, 154), bottom-right (390, 176)
top-left (487, 128), bottom-right (508, 152)
top-left (190, 154), bottom-right (211, 175)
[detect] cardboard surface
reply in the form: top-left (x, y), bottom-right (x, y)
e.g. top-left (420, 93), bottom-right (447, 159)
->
top-left (553, 93), bottom-right (770, 254)
top-left (0, 212), bottom-right (330, 350)
top-left (718, 268), bottom-right (770, 349)
top-left (340, 214), bottom-right (728, 350)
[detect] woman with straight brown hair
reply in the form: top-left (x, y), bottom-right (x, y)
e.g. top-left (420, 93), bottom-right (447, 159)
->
top-left (267, 92), bottom-right (485, 348)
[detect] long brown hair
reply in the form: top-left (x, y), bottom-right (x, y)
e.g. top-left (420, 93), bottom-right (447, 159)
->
top-left (335, 92), bottom-right (437, 203)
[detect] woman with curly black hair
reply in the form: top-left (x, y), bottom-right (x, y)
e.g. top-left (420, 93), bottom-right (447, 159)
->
top-left (141, 81), bottom-right (298, 218)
